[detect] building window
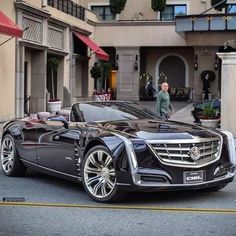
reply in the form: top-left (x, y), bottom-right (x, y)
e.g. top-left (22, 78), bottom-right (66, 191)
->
top-left (47, 0), bottom-right (85, 21)
top-left (226, 4), bottom-right (236, 13)
top-left (160, 5), bottom-right (187, 21)
top-left (91, 6), bottom-right (115, 21)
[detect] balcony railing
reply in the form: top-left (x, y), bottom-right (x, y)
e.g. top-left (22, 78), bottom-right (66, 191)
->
top-left (48, 0), bottom-right (85, 21)
top-left (175, 13), bottom-right (236, 32)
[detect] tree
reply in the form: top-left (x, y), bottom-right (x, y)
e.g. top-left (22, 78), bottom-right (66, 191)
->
top-left (90, 63), bottom-right (102, 90)
top-left (211, 0), bottom-right (227, 11)
top-left (109, 0), bottom-right (127, 17)
top-left (47, 57), bottom-right (59, 100)
top-left (100, 61), bottom-right (112, 91)
top-left (151, 0), bottom-right (166, 12)
top-left (90, 62), bottom-right (112, 91)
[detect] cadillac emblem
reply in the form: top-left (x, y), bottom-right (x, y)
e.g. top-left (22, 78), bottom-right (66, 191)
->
top-left (189, 146), bottom-right (201, 161)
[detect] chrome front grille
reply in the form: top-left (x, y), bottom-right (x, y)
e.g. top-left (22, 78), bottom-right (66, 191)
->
top-left (148, 137), bottom-right (222, 167)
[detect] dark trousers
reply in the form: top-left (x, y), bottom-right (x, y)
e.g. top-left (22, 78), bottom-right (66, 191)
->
top-left (160, 113), bottom-right (169, 120)
top-left (203, 89), bottom-right (209, 100)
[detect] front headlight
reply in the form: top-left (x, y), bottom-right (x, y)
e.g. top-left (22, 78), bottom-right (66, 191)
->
top-left (131, 139), bottom-right (159, 168)
top-left (112, 133), bottom-right (138, 173)
top-left (220, 130), bottom-right (236, 166)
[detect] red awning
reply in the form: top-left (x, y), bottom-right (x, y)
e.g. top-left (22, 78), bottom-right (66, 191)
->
top-left (74, 32), bottom-right (109, 61)
top-left (0, 10), bottom-right (22, 38)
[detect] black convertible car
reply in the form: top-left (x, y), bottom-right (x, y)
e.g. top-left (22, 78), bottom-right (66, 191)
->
top-left (0, 101), bottom-right (235, 202)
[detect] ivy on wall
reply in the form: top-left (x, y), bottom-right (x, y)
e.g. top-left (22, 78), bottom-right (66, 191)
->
top-left (109, 0), bottom-right (127, 16)
top-left (151, 0), bottom-right (166, 12)
top-left (211, 0), bottom-right (227, 11)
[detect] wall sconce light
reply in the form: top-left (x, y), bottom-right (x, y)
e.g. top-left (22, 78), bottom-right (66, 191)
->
top-left (115, 54), bottom-right (119, 70)
top-left (214, 55), bottom-right (218, 71)
top-left (194, 54), bottom-right (198, 71)
top-left (134, 55), bottom-right (138, 71)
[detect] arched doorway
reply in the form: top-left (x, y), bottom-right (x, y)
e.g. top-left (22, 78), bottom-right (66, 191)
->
top-left (155, 53), bottom-right (189, 90)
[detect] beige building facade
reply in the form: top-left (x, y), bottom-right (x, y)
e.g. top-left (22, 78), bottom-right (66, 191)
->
top-left (0, 0), bottom-right (99, 121)
top-left (87, 0), bottom-right (236, 102)
top-left (1, 0), bottom-right (236, 125)
top-left (0, 1), bottom-right (18, 122)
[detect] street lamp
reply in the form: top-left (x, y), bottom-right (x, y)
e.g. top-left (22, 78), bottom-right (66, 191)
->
top-left (134, 55), bottom-right (138, 71)
top-left (194, 54), bottom-right (198, 71)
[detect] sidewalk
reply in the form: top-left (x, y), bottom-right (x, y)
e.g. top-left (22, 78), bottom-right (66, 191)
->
top-left (140, 101), bottom-right (194, 124)
top-left (170, 102), bottom-right (194, 124)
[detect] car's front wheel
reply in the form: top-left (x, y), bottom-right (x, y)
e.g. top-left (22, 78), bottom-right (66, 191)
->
top-left (0, 134), bottom-right (26, 176)
top-left (82, 145), bottom-right (125, 202)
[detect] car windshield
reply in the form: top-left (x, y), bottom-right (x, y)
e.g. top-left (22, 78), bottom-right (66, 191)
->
top-left (70, 102), bottom-right (161, 122)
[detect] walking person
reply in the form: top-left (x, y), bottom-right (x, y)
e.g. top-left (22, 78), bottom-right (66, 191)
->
top-left (145, 77), bottom-right (156, 100)
top-left (156, 82), bottom-right (173, 119)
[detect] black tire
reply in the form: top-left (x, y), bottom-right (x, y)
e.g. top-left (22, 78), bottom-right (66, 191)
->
top-left (81, 145), bottom-right (125, 203)
top-left (0, 134), bottom-right (26, 177)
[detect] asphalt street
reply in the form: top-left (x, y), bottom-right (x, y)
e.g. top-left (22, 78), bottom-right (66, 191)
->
top-left (0, 101), bottom-right (236, 236)
top-left (0, 168), bottom-right (236, 236)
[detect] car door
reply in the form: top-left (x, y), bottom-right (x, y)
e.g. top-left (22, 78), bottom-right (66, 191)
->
top-left (15, 120), bottom-right (41, 163)
top-left (36, 120), bottom-right (81, 176)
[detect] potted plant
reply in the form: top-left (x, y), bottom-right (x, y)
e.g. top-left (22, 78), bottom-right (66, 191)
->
top-left (47, 57), bottom-right (61, 114)
top-left (200, 104), bottom-right (220, 128)
top-left (91, 61), bottom-right (112, 101)
top-left (100, 61), bottom-right (112, 91)
top-left (151, 0), bottom-right (166, 13)
top-left (90, 62), bottom-right (102, 90)
top-left (92, 89), bottom-right (111, 101)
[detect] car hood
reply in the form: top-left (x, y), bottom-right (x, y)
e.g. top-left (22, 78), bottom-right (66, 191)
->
top-left (93, 119), bottom-right (219, 140)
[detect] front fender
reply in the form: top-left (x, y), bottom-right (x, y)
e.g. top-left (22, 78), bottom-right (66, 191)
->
top-left (1, 121), bottom-right (24, 142)
top-left (84, 135), bottom-right (125, 159)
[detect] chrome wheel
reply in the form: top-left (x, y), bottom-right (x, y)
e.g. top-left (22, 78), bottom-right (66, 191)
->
top-left (1, 137), bottom-right (14, 173)
top-left (83, 149), bottom-right (116, 199)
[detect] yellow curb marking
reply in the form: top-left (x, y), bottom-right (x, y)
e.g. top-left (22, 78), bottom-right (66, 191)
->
top-left (0, 202), bottom-right (236, 215)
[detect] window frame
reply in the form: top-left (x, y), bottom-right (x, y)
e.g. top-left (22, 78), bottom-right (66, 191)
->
top-left (225, 4), bottom-right (236, 14)
top-left (160, 4), bottom-right (187, 21)
top-left (90, 5), bottom-right (115, 21)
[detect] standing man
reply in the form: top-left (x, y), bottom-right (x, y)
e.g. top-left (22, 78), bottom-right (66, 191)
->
top-left (156, 82), bottom-right (173, 119)
top-left (202, 73), bottom-right (210, 101)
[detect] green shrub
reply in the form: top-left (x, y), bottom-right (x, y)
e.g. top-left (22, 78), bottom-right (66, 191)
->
top-left (202, 104), bottom-right (218, 119)
top-left (90, 63), bottom-right (101, 80)
top-left (151, 0), bottom-right (166, 12)
top-left (110, 0), bottom-right (127, 16)
top-left (211, 0), bottom-right (227, 11)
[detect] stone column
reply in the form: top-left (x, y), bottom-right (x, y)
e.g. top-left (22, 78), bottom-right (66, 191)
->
top-left (69, 55), bottom-right (78, 103)
top-left (217, 52), bottom-right (236, 137)
top-left (116, 47), bottom-right (140, 101)
top-left (57, 57), bottom-right (64, 104)
top-left (15, 43), bottom-right (25, 118)
top-left (63, 28), bottom-right (71, 107)
top-left (30, 50), bottom-right (47, 113)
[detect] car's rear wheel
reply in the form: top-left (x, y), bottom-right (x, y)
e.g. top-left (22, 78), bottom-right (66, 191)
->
top-left (0, 134), bottom-right (26, 176)
top-left (82, 145), bottom-right (125, 202)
